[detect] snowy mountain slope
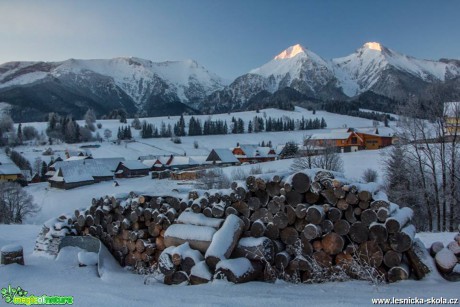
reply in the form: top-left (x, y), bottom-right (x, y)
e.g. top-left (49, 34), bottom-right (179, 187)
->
top-left (250, 44), bottom-right (336, 94)
top-left (0, 57), bottom-right (225, 120)
top-left (332, 42), bottom-right (460, 97)
top-left (207, 42), bottom-right (460, 109)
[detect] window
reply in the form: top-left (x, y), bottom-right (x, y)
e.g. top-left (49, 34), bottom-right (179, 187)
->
top-left (351, 137), bottom-right (357, 144)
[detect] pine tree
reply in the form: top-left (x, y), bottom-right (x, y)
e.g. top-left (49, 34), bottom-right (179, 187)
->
top-left (248, 120), bottom-right (253, 133)
top-left (17, 123), bottom-right (22, 143)
top-left (320, 117), bottom-right (327, 128)
top-left (40, 161), bottom-right (48, 180)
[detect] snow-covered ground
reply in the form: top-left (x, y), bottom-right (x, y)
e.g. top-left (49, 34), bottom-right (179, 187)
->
top-left (14, 107), bottom-right (395, 161)
top-left (0, 224), bottom-right (458, 307)
top-left (5, 108), bottom-right (457, 306)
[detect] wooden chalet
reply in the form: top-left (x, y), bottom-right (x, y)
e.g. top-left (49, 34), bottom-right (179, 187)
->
top-left (206, 149), bottom-right (240, 166)
top-left (310, 132), bottom-right (363, 152)
top-left (350, 128), bottom-right (393, 150)
top-left (115, 161), bottom-right (150, 178)
top-left (231, 145), bottom-right (277, 163)
top-left (309, 128), bottom-right (394, 152)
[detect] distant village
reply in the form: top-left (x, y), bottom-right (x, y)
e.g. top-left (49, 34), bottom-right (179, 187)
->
top-left (0, 127), bottom-right (395, 190)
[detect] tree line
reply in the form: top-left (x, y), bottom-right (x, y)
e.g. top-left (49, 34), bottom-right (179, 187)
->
top-left (140, 114), bottom-right (327, 139)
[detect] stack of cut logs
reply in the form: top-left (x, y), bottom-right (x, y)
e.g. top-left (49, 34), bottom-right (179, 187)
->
top-left (62, 170), bottom-right (429, 284)
top-left (430, 230), bottom-right (460, 281)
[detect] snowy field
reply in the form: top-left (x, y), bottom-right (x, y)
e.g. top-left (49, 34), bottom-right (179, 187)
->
top-left (11, 107), bottom-right (395, 162)
top-left (0, 224), bottom-right (458, 307)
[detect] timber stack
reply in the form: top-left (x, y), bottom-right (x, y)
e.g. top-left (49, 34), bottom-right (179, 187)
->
top-left (430, 228), bottom-right (460, 281)
top-left (43, 170), bottom-right (430, 284)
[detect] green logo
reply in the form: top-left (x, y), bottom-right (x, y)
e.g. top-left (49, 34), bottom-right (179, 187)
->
top-left (1, 285), bottom-right (73, 305)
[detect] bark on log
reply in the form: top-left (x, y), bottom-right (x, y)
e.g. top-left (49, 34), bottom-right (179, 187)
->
top-left (190, 261), bottom-right (212, 285)
top-left (158, 249), bottom-right (176, 276)
top-left (214, 258), bottom-right (263, 284)
top-left (405, 245), bottom-right (430, 280)
top-left (205, 215), bottom-right (244, 270)
top-left (232, 236), bottom-right (275, 263)
top-left (389, 225), bottom-right (415, 253)
top-left (385, 207), bottom-right (413, 234)
top-left (164, 224), bottom-right (216, 253)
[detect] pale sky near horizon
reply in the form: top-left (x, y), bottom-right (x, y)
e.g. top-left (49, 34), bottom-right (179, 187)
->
top-left (0, 0), bottom-right (459, 79)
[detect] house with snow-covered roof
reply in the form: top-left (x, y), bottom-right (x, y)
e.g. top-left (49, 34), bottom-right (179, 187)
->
top-left (231, 144), bottom-right (277, 163)
top-left (48, 158), bottom-right (124, 189)
top-left (206, 149), bottom-right (240, 166)
top-left (0, 163), bottom-right (22, 182)
top-left (115, 161), bottom-right (150, 178)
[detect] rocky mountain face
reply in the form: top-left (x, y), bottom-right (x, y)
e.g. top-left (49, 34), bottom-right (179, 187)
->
top-left (1, 43), bottom-right (459, 121)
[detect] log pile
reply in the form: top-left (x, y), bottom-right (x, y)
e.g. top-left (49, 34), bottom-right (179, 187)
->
top-left (48, 170), bottom-right (429, 284)
top-left (35, 214), bottom-right (75, 257)
top-left (430, 229), bottom-right (460, 281)
top-left (1, 244), bottom-right (24, 265)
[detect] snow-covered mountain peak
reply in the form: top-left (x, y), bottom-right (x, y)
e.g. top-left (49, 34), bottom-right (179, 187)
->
top-left (274, 44), bottom-right (308, 60)
top-left (362, 42), bottom-right (383, 52)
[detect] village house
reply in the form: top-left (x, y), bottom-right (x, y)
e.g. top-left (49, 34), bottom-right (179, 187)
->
top-left (206, 149), bottom-right (240, 166)
top-left (308, 128), bottom-right (394, 153)
top-left (231, 144), bottom-right (277, 163)
top-left (115, 161), bottom-right (150, 178)
top-left (0, 163), bottom-right (22, 182)
top-left (444, 101), bottom-right (460, 135)
top-left (48, 158), bottom-right (125, 189)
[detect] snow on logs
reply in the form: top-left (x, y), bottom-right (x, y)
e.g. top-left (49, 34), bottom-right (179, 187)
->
top-left (430, 231), bottom-right (460, 279)
top-left (56, 170), bottom-right (428, 285)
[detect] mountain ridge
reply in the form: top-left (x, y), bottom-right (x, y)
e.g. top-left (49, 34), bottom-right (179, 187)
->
top-left (1, 42), bottom-right (459, 121)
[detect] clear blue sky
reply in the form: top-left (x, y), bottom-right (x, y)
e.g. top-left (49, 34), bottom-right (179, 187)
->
top-left (0, 0), bottom-right (459, 79)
